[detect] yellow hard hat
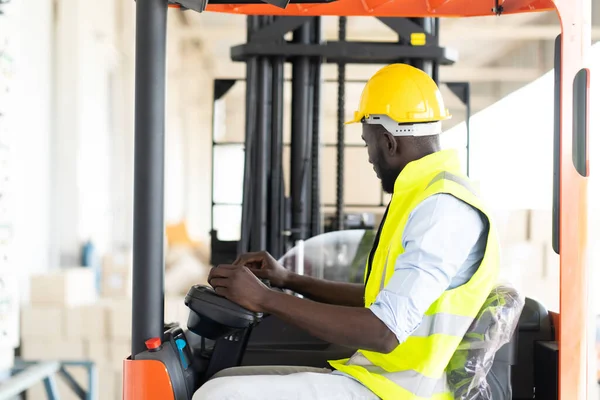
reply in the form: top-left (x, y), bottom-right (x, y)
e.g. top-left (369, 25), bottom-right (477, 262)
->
top-left (347, 64), bottom-right (451, 130)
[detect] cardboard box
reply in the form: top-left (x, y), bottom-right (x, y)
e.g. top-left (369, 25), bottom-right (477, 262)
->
top-left (65, 306), bottom-right (86, 339)
top-left (21, 306), bottom-right (64, 338)
top-left (102, 264), bottom-right (132, 299)
top-left (84, 302), bottom-right (110, 338)
top-left (30, 268), bottom-right (97, 307)
top-left (115, 369), bottom-right (124, 400)
top-left (103, 250), bottom-right (133, 270)
top-left (108, 340), bottom-right (131, 372)
top-left (99, 365), bottom-right (118, 400)
top-left (85, 338), bottom-right (110, 364)
top-left (108, 300), bottom-right (132, 340)
top-left (65, 302), bottom-right (110, 339)
top-left (102, 252), bottom-right (133, 299)
top-left (21, 338), bottom-right (85, 361)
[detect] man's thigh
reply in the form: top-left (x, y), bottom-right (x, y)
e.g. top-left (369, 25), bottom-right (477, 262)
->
top-left (193, 372), bottom-right (379, 400)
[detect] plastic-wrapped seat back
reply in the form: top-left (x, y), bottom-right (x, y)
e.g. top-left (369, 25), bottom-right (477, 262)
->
top-left (447, 285), bottom-right (525, 400)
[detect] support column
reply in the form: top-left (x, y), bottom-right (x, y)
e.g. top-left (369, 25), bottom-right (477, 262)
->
top-left (269, 34), bottom-right (284, 257)
top-left (290, 20), bottom-right (312, 242)
top-left (253, 16), bottom-right (272, 251)
top-left (131, 0), bottom-right (167, 357)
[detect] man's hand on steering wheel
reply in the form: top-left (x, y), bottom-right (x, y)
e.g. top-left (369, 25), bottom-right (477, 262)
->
top-left (233, 251), bottom-right (291, 288)
top-left (208, 265), bottom-right (270, 313)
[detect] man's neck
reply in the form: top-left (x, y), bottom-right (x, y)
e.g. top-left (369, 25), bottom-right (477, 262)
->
top-left (398, 146), bottom-right (441, 172)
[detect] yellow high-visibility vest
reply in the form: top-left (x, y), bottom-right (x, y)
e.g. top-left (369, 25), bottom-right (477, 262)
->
top-left (329, 149), bottom-right (499, 400)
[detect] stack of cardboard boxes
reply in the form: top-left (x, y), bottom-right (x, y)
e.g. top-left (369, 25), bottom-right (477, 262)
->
top-left (21, 254), bottom-right (189, 400)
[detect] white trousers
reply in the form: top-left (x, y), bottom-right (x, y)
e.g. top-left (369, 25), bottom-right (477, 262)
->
top-left (192, 365), bottom-right (380, 400)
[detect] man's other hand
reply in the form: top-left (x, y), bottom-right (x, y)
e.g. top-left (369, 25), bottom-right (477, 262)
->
top-left (233, 251), bottom-right (291, 288)
top-left (208, 265), bottom-right (271, 312)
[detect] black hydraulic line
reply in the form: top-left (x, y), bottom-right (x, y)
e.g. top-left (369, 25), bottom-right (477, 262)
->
top-left (303, 19), bottom-right (316, 241)
top-left (239, 16), bottom-right (260, 255)
top-left (270, 52), bottom-right (284, 257)
top-left (131, 0), bottom-right (167, 358)
top-left (335, 16), bottom-right (347, 232)
top-left (290, 21), bottom-right (312, 242)
top-left (304, 63), bottom-right (314, 240)
top-left (254, 51), bottom-right (272, 251)
top-left (310, 16), bottom-right (323, 237)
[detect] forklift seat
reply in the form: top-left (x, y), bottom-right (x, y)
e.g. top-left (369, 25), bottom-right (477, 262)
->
top-left (447, 285), bottom-right (524, 400)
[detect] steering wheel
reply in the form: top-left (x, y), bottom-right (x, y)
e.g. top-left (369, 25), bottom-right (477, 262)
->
top-left (184, 276), bottom-right (284, 340)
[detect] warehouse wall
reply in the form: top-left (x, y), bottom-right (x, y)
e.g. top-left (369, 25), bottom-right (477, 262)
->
top-left (11, 0), bottom-right (54, 300)
top-left (52, 0), bottom-right (118, 265)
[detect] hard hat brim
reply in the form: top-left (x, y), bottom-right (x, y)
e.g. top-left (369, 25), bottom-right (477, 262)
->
top-left (344, 112), bottom-right (452, 126)
top-left (344, 112), bottom-right (363, 125)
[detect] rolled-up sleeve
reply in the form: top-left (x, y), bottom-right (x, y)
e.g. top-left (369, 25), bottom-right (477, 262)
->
top-left (369, 193), bottom-right (486, 344)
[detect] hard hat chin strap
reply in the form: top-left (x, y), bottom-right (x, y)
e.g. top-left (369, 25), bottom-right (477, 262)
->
top-left (363, 114), bottom-right (442, 136)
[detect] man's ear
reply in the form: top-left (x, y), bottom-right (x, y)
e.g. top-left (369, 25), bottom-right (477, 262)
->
top-left (383, 132), bottom-right (398, 156)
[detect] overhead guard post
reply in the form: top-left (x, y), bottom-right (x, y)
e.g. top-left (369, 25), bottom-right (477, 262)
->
top-left (132, 0), bottom-right (168, 357)
top-left (552, 34), bottom-right (561, 255)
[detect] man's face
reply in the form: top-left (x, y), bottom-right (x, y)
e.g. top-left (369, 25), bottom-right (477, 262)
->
top-left (362, 124), bottom-right (400, 194)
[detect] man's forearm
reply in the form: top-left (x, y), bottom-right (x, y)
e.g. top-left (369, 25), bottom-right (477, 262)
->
top-left (284, 273), bottom-right (365, 307)
top-left (260, 290), bottom-right (398, 353)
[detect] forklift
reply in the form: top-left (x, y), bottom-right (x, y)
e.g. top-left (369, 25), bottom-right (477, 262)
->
top-left (123, 0), bottom-right (592, 399)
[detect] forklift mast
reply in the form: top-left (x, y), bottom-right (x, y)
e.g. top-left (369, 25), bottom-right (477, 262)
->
top-left (209, 16), bottom-right (463, 263)
top-left (208, 76), bottom-right (472, 266)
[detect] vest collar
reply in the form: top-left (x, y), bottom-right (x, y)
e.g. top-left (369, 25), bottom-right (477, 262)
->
top-left (393, 149), bottom-right (460, 192)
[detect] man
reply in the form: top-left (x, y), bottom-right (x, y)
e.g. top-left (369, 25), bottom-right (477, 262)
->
top-left (194, 63), bottom-right (499, 400)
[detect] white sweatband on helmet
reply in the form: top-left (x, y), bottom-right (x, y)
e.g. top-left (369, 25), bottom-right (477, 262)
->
top-left (362, 114), bottom-right (442, 136)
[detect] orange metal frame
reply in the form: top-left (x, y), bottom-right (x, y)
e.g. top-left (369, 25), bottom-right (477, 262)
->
top-left (127, 0), bottom-right (591, 399)
top-left (124, 359), bottom-right (176, 400)
top-left (205, 0), bottom-right (557, 17)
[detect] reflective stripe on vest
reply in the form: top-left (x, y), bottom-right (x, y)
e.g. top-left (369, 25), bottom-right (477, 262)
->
top-left (346, 353), bottom-right (450, 397)
top-left (426, 171), bottom-right (477, 195)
